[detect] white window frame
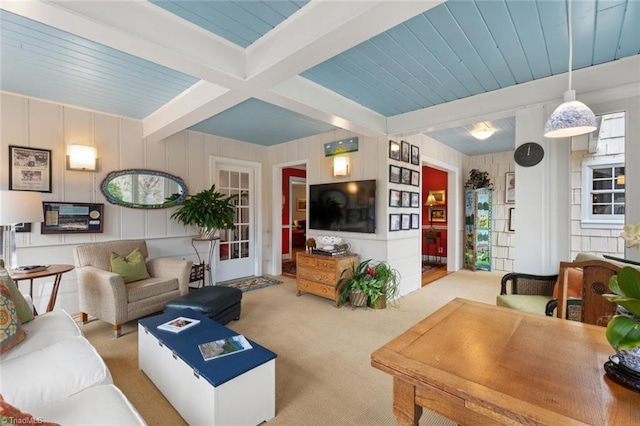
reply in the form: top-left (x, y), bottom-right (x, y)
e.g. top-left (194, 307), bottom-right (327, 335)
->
top-left (581, 157), bottom-right (625, 229)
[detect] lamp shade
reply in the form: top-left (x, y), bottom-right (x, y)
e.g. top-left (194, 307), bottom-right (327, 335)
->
top-left (0, 190), bottom-right (44, 225)
top-left (425, 194), bottom-right (437, 206)
top-left (67, 144), bottom-right (97, 171)
top-left (333, 156), bottom-right (349, 177)
top-left (544, 90), bottom-right (597, 138)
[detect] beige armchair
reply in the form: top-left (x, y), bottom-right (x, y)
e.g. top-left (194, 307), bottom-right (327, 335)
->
top-left (73, 239), bottom-right (192, 337)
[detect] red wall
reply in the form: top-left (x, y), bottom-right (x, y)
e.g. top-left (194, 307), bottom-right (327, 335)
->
top-left (422, 166), bottom-right (448, 260)
top-left (282, 168), bottom-right (306, 254)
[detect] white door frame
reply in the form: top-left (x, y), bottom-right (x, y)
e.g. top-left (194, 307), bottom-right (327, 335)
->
top-left (421, 155), bottom-right (461, 272)
top-left (210, 156), bottom-right (262, 279)
top-left (270, 160), bottom-right (309, 276)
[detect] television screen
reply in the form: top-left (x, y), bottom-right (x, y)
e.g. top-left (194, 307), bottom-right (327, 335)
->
top-left (309, 179), bottom-right (376, 233)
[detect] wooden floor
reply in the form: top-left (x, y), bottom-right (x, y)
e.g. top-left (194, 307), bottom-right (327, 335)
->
top-left (421, 264), bottom-right (448, 286)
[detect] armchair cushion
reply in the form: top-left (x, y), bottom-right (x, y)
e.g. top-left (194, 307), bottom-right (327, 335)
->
top-left (496, 294), bottom-right (554, 315)
top-left (0, 265), bottom-right (34, 324)
top-left (552, 267), bottom-right (583, 298)
top-left (110, 248), bottom-right (150, 283)
top-left (0, 281), bottom-right (26, 352)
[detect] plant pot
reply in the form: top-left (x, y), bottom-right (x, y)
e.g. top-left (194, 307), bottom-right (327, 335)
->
top-left (616, 346), bottom-right (640, 373)
top-left (349, 290), bottom-right (367, 308)
top-left (370, 295), bottom-right (386, 309)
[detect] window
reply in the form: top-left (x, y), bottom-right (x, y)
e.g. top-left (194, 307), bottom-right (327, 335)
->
top-left (581, 158), bottom-right (625, 228)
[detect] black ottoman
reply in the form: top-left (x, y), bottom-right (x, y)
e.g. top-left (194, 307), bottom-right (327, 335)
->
top-left (164, 286), bottom-right (242, 325)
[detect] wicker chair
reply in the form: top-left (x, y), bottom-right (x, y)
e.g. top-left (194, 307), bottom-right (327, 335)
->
top-left (496, 272), bottom-right (576, 319)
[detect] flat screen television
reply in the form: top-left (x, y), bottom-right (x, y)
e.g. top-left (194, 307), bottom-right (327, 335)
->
top-left (309, 179), bottom-right (376, 233)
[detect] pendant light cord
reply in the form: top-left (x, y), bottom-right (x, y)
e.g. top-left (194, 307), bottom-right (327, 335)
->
top-left (567, 0), bottom-right (573, 92)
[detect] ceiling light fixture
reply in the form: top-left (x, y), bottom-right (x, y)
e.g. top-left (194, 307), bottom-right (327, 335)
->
top-left (471, 123), bottom-right (495, 140)
top-left (543, 0), bottom-right (597, 138)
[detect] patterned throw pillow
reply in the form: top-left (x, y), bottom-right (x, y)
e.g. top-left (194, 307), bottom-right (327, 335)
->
top-left (0, 393), bottom-right (60, 426)
top-left (110, 248), bottom-right (150, 283)
top-left (0, 265), bottom-right (34, 324)
top-left (0, 281), bottom-right (26, 353)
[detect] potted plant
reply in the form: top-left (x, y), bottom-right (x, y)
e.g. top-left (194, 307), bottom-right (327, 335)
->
top-left (464, 168), bottom-right (493, 190)
top-left (337, 259), bottom-right (401, 309)
top-left (170, 184), bottom-right (236, 239)
top-left (602, 266), bottom-right (640, 371)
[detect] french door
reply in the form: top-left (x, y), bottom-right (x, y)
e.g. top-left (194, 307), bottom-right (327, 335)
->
top-left (214, 164), bottom-right (255, 282)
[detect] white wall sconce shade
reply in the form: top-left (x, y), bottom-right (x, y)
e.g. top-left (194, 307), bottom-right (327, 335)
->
top-left (67, 145), bottom-right (98, 171)
top-left (333, 156), bottom-right (349, 177)
top-left (471, 124), bottom-right (495, 140)
top-left (543, 0), bottom-right (597, 139)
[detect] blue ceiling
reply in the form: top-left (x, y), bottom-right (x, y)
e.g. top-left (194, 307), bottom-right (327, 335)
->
top-left (1, 1), bottom-right (638, 155)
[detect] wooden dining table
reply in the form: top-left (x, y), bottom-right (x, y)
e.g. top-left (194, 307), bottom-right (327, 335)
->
top-left (371, 298), bottom-right (639, 426)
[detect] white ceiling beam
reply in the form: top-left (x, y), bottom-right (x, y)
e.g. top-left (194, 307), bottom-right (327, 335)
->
top-left (144, 81), bottom-right (250, 143)
top-left (262, 76), bottom-right (387, 137)
top-left (246, 0), bottom-right (444, 87)
top-left (388, 55), bottom-right (640, 135)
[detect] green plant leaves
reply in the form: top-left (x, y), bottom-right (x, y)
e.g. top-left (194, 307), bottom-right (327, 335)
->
top-left (170, 185), bottom-right (236, 232)
top-left (606, 316), bottom-right (640, 350)
top-left (604, 267), bottom-right (640, 317)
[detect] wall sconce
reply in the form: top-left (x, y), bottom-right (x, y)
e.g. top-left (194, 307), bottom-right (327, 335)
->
top-left (67, 145), bottom-right (98, 171)
top-left (333, 156), bottom-right (350, 177)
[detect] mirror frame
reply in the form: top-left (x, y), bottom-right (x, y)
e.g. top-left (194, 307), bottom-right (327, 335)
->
top-left (101, 169), bottom-right (187, 209)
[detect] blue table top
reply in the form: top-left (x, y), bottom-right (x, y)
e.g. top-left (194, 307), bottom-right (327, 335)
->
top-left (138, 308), bottom-right (277, 387)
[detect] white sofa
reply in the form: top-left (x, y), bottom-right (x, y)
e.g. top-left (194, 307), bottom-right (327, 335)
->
top-left (0, 309), bottom-right (146, 425)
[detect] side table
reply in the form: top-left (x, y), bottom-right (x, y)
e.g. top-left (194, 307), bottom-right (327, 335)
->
top-left (191, 237), bottom-right (219, 287)
top-left (9, 264), bottom-right (74, 313)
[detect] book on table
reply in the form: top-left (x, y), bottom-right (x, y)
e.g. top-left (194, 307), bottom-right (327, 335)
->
top-left (198, 335), bottom-right (253, 361)
top-left (12, 265), bottom-right (49, 273)
top-left (157, 316), bottom-right (200, 333)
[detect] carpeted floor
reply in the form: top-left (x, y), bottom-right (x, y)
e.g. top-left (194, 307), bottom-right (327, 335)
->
top-left (217, 275), bottom-right (282, 292)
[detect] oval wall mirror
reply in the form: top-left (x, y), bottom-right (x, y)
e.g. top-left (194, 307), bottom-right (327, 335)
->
top-left (101, 169), bottom-right (187, 209)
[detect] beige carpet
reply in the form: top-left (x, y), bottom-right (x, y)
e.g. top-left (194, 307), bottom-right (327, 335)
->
top-left (80, 269), bottom-right (504, 426)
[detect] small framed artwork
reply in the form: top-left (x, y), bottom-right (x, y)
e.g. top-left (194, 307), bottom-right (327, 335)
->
top-left (411, 213), bottom-right (420, 229)
top-left (401, 141), bottom-right (410, 163)
top-left (509, 208), bottom-right (515, 231)
top-left (389, 214), bottom-right (401, 231)
top-left (401, 168), bottom-right (411, 185)
top-left (401, 214), bottom-right (411, 230)
top-left (429, 190), bottom-right (446, 205)
top-left (389, 140), bottom-right (401, 161)
top-left (15, 223), bottom-right (32, 233)
top-left (9, 145), bottom-right (52, 193)
top-left (389, 165), bottom-right (401, 183)
top-left (429, 207), bottom-right (446, 223)
top-left (296, 198), bottom-right (307, 212)
top-left (401, 191), bottom-right (411, 207)
top-left (505, 172), bottom-right (515, 204)
top-left (410, 192), bottom-right (419, 208)
top-left (42, 202), bottom-right (104, 234)
top-left (389, 189), bottom-right (401, 207)
top-left (411, 169), bottom-right (420, 187)
top-left (411, 145), bottom-right (419, 165)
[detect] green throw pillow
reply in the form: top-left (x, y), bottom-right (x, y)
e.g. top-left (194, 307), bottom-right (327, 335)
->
top-left (0, 265), bottom-right (34, 324)
top-left (110, 248), bottom-right (150, 283)
top-left (0, 281), bottom-right (27, 352)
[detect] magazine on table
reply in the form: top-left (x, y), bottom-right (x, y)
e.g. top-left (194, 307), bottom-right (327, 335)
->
top-left (198, 335), bottom-right (253, 361)
top-left (157, 316), bottom-right (200, 333)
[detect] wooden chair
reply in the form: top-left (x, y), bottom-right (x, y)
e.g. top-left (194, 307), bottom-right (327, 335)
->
top-left (556, 260), bottom-right (620, 325)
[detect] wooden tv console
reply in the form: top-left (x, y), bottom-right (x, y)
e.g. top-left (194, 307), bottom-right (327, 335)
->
top-left (296, 252), bottom-right (358, 307)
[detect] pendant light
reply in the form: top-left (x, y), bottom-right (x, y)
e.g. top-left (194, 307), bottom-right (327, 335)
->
top-left (543, 0), bottom-right (597, 138)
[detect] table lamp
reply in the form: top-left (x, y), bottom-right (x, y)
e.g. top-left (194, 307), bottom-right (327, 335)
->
top-left (0, 190), bottom-right (44, 269)
top-left (425, 193), bottom-right (437, 227)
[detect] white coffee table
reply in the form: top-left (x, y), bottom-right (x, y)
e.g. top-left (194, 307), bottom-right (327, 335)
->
top-left (138, 308), bottom-right (276, 425)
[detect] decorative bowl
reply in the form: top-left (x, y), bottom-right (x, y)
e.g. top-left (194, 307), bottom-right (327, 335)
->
top-left (315, 236), bottom-right (343, 246)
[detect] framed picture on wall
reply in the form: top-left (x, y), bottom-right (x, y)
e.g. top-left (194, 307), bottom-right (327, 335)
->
top-left (9, 145), bottom-right (52, 193)
top-left (401, 191), bottom-right (411, 207)
top-left (42, 202), bottom-right (104, 234)
top-left (505, 172), bottom-right (515, 203)
top-left (411, 169), bottom-right (420, 186)
top-left (411, 192), bottom-right (419, 208)
top-left (15, 222), bottom-right (32, 233)
top-left (509, 208), bottom-right (515, 231)
top-left (411, 145), bottom-right (420, 165)
top-left (389, 214), bottom-right (401, 231)
top-left (401, 168), bottom-right (411, 185)
top-left (429, 207), bottom-right (446, 223)
top-left (401, 140), bottom-right (410, 163)
top-left (296, 198), bottom-right (307, 212)
top-left (389, 165), bottom-right (401, 183)
top-left (429, 190), bottom-right (446, 205)
top-left (389, 189), bottom-right (401, 207)
top-left (411, 213), bottom-right (420, 229)
top-left (401, 214), bottom-right (411, 230)
top-left (389, 140), bottom-right (401, 160)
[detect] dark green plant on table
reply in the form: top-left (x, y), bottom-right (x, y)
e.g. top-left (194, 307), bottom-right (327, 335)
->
top-left (170, 185), bottom-right (236, 239)
top-left (337, 259), bottom-right (401, 309)
top-left (464, 169), bottom-right (493, 190)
